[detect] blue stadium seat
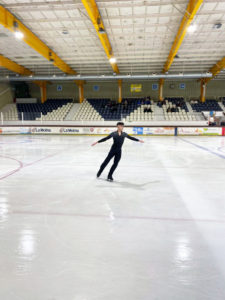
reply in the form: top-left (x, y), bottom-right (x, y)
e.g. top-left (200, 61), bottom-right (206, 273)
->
top-left (17, 98), bottom-right (73, 120)
top-left (87, 98), bottom-right (145, 120)
top-left (191, 100), bottom-right (222, 112)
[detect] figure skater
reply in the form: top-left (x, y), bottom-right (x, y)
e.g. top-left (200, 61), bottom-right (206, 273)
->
top-left (92, 122), bottom-right (144, 181)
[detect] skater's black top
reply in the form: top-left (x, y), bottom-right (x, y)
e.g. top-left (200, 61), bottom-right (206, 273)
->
top-left (98, 131), bottom-right (139, 150)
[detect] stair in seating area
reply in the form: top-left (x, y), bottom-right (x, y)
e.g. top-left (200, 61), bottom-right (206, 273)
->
top-left (219, 101), bottom-right (225, 112)
top-left (1, 104), bottom-right (19, 121)
top-left (186, 102), bottom-right (194, 113)
top-left (154, 105), bottom-right (164, 121)
top-left (65, 103), bottom-right (80, 120)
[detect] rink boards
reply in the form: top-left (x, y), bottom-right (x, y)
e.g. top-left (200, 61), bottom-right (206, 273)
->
top-left (0, 126), bottom-right (225, 136)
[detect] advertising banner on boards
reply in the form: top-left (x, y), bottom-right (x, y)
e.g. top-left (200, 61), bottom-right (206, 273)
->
top-left (178, 127), bottom-right (222, 135)
top-left (0, 126), bottom-right (224, 136)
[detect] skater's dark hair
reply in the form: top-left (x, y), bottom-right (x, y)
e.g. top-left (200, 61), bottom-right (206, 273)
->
top-left (117, 122), bottom-right (124, 126)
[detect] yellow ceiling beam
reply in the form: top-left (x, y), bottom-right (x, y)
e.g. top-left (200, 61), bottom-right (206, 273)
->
top-left (0, 5), bottom-right (76, 75)
top-left (162, 0), bottom-right (203, 73)
top-left (0, 54), bottom-right (51, 88)
top-left (81, 0), bottom-right (119, 74)
top-left (205, 57), bottom-right (225, 83)
top-left (0, 54), bottom-right (32, 75)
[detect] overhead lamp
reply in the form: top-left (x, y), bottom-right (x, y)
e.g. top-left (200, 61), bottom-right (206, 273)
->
top-left (187, 24), bottom-right (197, 33)
top-left (98, 27), bottom-right (105, 34)
top-left (49, 51), bottom-right (54, 62)
top-left (14, 30), bottom-right (24, 40)
top-left (213, 23), bottom-right (222, 29)
top-left (109, 57), bottom-right (117, 64)
top-left (62, 29), bottom-right (69, 35)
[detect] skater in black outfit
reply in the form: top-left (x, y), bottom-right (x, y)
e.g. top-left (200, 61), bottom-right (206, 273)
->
top-left (92, 122), bottom-right (144, 181)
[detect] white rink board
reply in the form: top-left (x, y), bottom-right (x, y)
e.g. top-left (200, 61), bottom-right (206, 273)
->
top-left (178, 127), bottom-right (222, 135)
top-left (0, 126), bottom-right (224, 135)
top-left (0, 126), bottom-right (172, 135)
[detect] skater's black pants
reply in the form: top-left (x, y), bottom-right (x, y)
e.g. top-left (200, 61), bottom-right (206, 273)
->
top-left (98, 148), bottom-right (122, 177)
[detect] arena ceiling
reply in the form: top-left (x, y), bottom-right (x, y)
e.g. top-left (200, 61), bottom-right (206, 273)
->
top-left (0, 0), bottom-right (225, 79)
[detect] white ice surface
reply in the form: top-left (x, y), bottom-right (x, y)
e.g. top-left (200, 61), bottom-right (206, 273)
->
top-left (0, 135), bottom-right (225, 300)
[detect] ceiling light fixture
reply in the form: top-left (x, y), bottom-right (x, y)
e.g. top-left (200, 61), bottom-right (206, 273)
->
top-left (98, 27), bottom-right (105, 34)
top-left (109, 57), bottom-right (117, 64)
top-left (14, 31), bottom-right (24, 40)
top-left (187, 24), bottom-right (197, 33)
top-left (62, 29), bottom-right (69, 35)
top-left (213, 23), bottom-right (222, 29)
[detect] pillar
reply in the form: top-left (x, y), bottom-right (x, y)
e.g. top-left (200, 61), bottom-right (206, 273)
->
top-left (40, 81), bottom-right (47, 103)
top-left (118, 79), bottom-right (122, 103)
top-left (159, 78), bottom-right (164, 101)
top-left (78, 82), bottom-right (84, 103)
top-left (200, 79), bottom-right (206, 103)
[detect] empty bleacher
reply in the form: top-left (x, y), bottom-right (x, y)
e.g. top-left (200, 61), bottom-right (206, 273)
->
top-left (73, 100), bottom-right (103, 121)
top-left (191, 99), bottom-right (222, 112)
top-left (87, 98), bottom-right (146, 121)
top-left (0, 104), bottom-right (19, 121)
top-left (16, 99), bottom-right (73, 121)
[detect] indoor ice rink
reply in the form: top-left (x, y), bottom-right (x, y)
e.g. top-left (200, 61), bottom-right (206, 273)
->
top-left (1, 135), bottom-right (225, 299)
top-left (1, 0), bottom-right (225, 299)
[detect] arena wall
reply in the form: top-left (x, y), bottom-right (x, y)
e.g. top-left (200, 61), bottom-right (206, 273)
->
top-left (27, 80), bottom-right (225, 102)
top-left (0, 83), bottom-right (14, 109)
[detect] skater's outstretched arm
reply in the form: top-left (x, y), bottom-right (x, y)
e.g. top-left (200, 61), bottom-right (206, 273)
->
top-left (125, 133), bottom-right (144, 143)
top-left (91, 133), bottom-right (113, 146)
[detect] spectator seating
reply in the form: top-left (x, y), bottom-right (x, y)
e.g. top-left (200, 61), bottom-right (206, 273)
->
top-left (17, 99), bottom-right (73, 120)
top-left (2, 98), bottom-right (224, 123)
top-left (73, 100), bottom-right (103, 121)
top-left (1, 104), bottom-right (19, 121)
top-left (166, 97), bottom-right (188, 112)
top-left (72, 98), bottom-right (199, 122)
top-left (36, 102), bottom-right (73, 121)
top-left (87, 98), bottom-right (146, 121)
top-left (162, 98), bottom-right (196, 121)
top-left (222, 100), bottom-right (225, 108)
top-left (191, 99), bottom-right (222, 112)
top-left (125, 103), bottom-right (155, 122)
